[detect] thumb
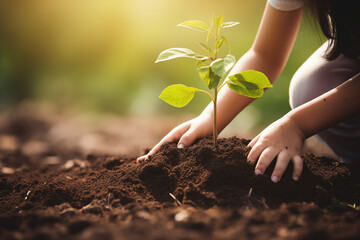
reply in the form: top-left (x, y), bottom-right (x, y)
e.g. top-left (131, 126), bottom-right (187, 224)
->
top-left (177, 131), bottom-right (197, 149)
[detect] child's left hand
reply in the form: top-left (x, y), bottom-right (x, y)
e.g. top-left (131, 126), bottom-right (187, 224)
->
top-left (247, 114), bottom-right (305, 183)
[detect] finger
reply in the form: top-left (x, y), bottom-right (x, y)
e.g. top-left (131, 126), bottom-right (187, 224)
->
top-left (248, 134), bottom-right (260, 148)
top-left (255, 147), bottom-right (279, 175)
top-left (136, 132), bottom-right (179, 163)
top-left (271, 151), bottom-right (290, 183)
top-left (177, 127), bottom-right (199, 148)
top-left (145, 139), bottom-right (167, 156)
top-left (156, 121), bottom-right (193, 147)
top-left (292, 155), bottom-right (303, 181)
top-left (136, 136), bottom-right (176, 163)
top-left (247, 141), bottom-right (266, 164)
top-left (136, 155), bottom-right (148, 163)
top-left (136, 123), bottom-right (192, 163)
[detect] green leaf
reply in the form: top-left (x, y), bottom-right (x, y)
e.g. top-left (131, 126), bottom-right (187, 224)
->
top-left (330, 197), bottom-right (355, 209)
top-left (198, 66), bottom-right (211, 86)
top-left (196, 59), bottom-right (207, 69)
top-left (228, 82), bottom-right (263, 98)
top-left (210, 59), bottom-right (225, 77)
top-left (159, 84), bottom-right (199, 108)
top-left (206, 20), bottom-right (213, 44)
top-left (213, 15), bottom-right (224, 36)
top-left (194, 55), bottom-right (208, 60)
top-left (221, 36), bottom-right (231, 54)
top-left (177, 20), bottom-right (210, 32)
top-left (216, 39), bottom-right (224, 49)
top-left (156, 48), bottom-right (207, 63)
top-left (227, 70), bottom-right (272, 98)
top-left (198, 66), bottom-right (221, 89)
top-left (199, 42), bottom-right (211, 52)
top-left (221, 21), bottom-right (240, 29)
top-left (210, 54), bottom-right (236, 77)
top-left (209, 72), bottom-right (221, 89)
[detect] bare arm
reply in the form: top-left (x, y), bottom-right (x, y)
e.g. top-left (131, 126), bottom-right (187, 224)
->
top-left (138, 3), bottom-right (303, 162)
top-left (248, 72), bottom-right (360, 182)
top-left (289, 72), bottom-right (360, 137)
top-left (203, 3), bottom-right (303, 134)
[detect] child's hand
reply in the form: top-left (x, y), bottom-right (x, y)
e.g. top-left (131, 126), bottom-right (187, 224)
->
top-left (137, 115), bottom-right (213, 163)
top-left (247, 115), bottom-right (305, 183)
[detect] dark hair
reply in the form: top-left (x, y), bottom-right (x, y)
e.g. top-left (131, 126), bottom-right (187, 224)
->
top-left (305, 0), bottom-right (360, 60)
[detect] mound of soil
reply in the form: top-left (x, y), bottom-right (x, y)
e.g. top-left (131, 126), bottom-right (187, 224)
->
top-left (1, 135), bottom-right (360, 240)
top-left (144, 137), bottom-right (356, 209)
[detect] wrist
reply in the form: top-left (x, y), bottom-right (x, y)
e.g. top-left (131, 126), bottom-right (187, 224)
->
top-left (199, 104), bottom-right (227, 135)
top-left (284, 111), bottom-right (307, 140)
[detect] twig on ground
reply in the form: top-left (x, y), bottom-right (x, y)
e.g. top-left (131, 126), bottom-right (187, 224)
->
top-left (108, 193), bottom-right (111, 206)
top-left (25, 190), bottom-right (31, 200)
top-left (169, 193), bottom-right (182, 206)
top-left (247, 188), bottom-right (253, 197)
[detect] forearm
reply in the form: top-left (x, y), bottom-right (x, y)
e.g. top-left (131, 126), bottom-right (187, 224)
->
top-left (201, 44), bottom-right (295, 133)
top-left (201, 49), bottom-right (285, 132)
top-left (200, 4), bottom-right (303, 134)
top-left (287, 72), bottom-right (360, 138)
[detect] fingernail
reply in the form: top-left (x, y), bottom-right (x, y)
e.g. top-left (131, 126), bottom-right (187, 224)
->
top-left (136, 156), bottom-right (146, 162)
top-left (177, 144), bottom-right (184, 149)
top-left (255, 169), bottom-right (262, 175)
top-left (271, 176), bottom-right (279, 183)
top-left (293, 176), bottom-right (299, 181)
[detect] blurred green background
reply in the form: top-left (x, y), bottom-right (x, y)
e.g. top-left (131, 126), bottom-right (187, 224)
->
top-left (0, 0), bottom-right (324, 132)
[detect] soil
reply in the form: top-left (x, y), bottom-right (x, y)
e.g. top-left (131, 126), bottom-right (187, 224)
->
top-left (1, 104), bottom-right (360, 240)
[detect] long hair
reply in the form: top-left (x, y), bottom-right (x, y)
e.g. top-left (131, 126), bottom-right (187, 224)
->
top-left (305, 0), bottom-right (360, 60)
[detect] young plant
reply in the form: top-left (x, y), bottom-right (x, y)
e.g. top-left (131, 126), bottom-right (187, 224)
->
top-left (156, 15), bottom-right (272, 147)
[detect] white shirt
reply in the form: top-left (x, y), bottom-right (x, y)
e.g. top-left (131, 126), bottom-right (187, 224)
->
top-left (267, 0), bottom-right (304, 11)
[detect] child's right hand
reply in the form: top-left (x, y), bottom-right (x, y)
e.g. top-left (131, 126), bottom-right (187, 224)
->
top-left (136, 114), bottom-right (213, 163)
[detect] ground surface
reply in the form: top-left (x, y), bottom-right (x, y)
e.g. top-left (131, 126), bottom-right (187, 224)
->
top-left (0, 103), bottom-right (360, 240)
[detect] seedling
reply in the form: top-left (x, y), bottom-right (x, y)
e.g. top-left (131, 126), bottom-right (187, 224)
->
top-left (156, 15), bottom-right (272, 147)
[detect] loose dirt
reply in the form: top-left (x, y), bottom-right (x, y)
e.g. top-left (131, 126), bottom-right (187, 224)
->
top-left (0, 105), bottom-right (360, 240)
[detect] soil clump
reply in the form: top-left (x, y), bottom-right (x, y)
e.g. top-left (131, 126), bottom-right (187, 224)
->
top-left (1, 135), bottom-right (360, 240)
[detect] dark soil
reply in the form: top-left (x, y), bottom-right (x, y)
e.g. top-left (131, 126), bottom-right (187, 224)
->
top-left (1, 105), bottom-right (360, 240)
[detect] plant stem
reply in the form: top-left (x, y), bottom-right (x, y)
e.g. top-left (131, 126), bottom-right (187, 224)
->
top-left (197, 89), bottom-right (215, 102)
top-left (206, 20), bottom-right (214, 45)
top-left (217, 79), bottom-right (231, 92)
top-left (214, 30), bottom-right (218, 60)
top-left (213, 87), bottom-right (218, 148)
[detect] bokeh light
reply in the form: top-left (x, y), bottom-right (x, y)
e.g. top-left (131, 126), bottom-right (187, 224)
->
top-left (0, 0), bottom-right (324, 131)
